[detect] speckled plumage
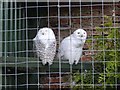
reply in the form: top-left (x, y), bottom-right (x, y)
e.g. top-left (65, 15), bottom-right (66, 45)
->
top-left (57, 29), bottom-right (87, 65)
top-left (33, 27), bottom-right (56, 65)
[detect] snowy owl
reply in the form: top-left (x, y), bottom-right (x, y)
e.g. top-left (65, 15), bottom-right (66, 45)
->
top-left (57, 29), bottom-right (87, 65)
top-left (33, 27), bottom-right (56, 65)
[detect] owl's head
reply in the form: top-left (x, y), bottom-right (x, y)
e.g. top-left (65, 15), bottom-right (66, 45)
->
top-left (37, 27), bottom-right (56, 40)
top-left (73, 29), bottom-right (87, 40)
top-left (38, 27), bottom-right (53, 35)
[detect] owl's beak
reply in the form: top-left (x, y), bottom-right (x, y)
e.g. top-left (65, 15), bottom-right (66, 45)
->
top-left (42, 32), bottom-right (44, 35)
top-left (81, 35), bottom-right (83, 37)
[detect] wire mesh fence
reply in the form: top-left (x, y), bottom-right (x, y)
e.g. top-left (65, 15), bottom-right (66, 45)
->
top-left (0, 0), bottom-right (120, 90)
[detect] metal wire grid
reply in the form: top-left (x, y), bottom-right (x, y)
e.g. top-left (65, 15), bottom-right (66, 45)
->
top-left (0, 0), bottom-right (120, 90)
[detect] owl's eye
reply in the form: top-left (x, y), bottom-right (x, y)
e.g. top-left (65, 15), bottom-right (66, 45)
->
top-left (77, 32), bottom-right (80, 34)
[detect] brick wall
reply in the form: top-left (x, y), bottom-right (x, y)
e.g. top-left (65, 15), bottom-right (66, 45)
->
top-left (42, 2), bottom-right (120, 89)
top-left (50, 2), bottom-right (120, 58)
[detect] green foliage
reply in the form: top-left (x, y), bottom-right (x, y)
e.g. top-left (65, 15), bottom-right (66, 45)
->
top-left (73, 16), bottom-right (120, 89)
top-left (72, 70), bottom-right (93, 90)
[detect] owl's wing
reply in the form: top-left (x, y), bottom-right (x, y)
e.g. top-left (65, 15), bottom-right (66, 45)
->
top-left (33, 36), bottom-right (45, 60)
top-left (57, 45), bottom-right (65, 59)
top-left (57, 37), bottom-right (70, 60)
top-left (45, 41), bottom-right (56, 65)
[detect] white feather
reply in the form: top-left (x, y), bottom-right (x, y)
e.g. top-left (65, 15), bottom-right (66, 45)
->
top-left (57, 29), bottom-right (87, 65)
top-left (33, 27), bottom-right (56, 65)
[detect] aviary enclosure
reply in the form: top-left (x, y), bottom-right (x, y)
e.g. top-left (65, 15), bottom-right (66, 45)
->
top-left (0, 0), bottom-right (120, 90)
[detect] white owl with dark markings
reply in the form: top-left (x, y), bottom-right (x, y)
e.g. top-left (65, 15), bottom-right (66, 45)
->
top-left (33, 27), bottom-right (56, 65)
top-left (57, 29), bottom-right (87, 65)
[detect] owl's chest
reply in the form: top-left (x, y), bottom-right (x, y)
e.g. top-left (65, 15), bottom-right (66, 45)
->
top-left (71, 39), bottom-right (83, 48)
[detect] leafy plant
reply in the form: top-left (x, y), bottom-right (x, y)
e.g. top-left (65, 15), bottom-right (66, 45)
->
top-left (73, 15), bottom-right (120, 89)
top-left (72, 70), bottom-right (93, 90)
top-left (94, 16), bottom-right (120, 87)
